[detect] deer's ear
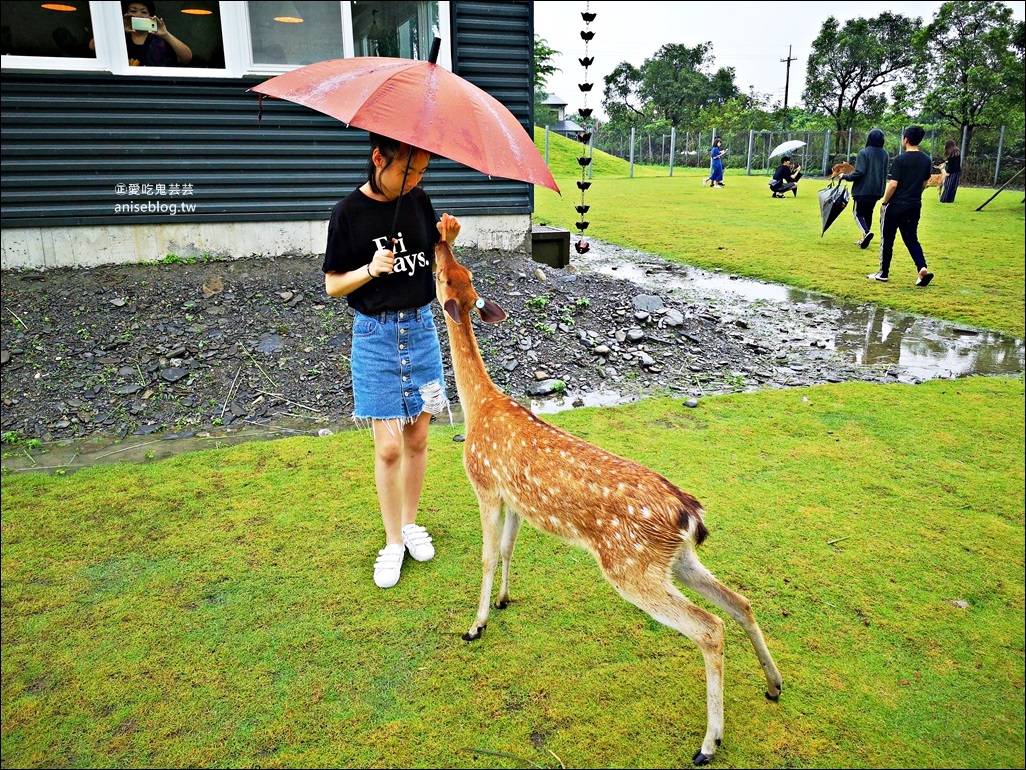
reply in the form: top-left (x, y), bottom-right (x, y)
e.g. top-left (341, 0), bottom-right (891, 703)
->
top-left (443, 298), bottom-right (462, 324)
top-left (477, 298), bottom-right (507, 323)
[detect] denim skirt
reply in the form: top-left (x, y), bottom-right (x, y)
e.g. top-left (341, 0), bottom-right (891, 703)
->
top-left (350, 304), bottom-right (449, 423)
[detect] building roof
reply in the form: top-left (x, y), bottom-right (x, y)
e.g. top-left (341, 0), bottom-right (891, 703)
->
top-left (547, 119), bottom-right (584, 134)
top-left (542, 93), bottom-right (568, 107)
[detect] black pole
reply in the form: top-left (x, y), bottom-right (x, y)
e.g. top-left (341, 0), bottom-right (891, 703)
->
top-left (781, 45), bottom-right (796, 128)
top-left (975, 167), bottom-right (1024, 211)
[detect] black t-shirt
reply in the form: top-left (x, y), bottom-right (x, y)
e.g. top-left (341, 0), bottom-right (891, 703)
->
top-left (772, 164), bottom-right (798, 183)
top-left (945, 154), bottom-right (961, 174)
top-left (323, 186), bottom-right (440, 315)
top-left (886, 150), bottom-right (934, 208)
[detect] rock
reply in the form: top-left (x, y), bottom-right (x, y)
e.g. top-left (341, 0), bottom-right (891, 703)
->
top-left (160, 368), bottom-right (188, 383)
top-left (633, 294), bottom-right (664, 312)
top-left (527, 379), bottom-right (565, 396)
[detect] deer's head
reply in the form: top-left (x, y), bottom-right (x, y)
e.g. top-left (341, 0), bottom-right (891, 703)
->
top-left (434, 241), bottom-right (507, 325)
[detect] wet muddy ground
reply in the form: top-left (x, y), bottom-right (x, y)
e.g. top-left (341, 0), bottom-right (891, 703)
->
top-left (2, 238), bottom-right (1022, 473)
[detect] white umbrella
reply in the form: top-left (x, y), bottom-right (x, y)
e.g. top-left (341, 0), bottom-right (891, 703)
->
top-left (769, 139), bottom-right (807, 159)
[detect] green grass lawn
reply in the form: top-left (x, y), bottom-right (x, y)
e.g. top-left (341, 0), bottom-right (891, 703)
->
top-left (1, 377), bottom-right (1023, 768)
top-left (534, 128), bottom-right (1026, 339)
top-left (1, 131), bottom-right (1023, 769)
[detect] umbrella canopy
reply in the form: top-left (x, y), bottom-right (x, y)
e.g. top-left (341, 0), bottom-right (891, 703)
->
top-left (250, 49), bottom-right (559, 194)
top-left (818, 180), bottom-right (851, 236)
top-left (769, 139), bottom-right (807, 159)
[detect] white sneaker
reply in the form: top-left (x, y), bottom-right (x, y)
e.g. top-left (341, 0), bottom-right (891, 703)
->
top-left (402, 523), bottom-right (435, 562)
top-left (373, 544), bottom-right (405, 588)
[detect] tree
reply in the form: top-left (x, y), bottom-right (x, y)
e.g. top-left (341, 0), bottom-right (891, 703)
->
top-left (919, 1), bottom-right (1023, 150)
top-left (803, 12), bottom-right (921, 139)
top-left (533, 35), bottom-right (560, 127)
top-left (696, 91), bottom-right (776, 134)
top-left (601, 43), bottom-right (739, 132)
top-left (601, 61), bottom-right (650, 129)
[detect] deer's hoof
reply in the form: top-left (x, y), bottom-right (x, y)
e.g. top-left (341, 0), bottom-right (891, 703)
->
top-left (495, 598), bottom-right (509, 609)
top-left (462, 625), bottom-right (485, 642)
top-left (692, 750), bottom-right (712, 766)
top-left (766, 683), bottom-right (782, 702)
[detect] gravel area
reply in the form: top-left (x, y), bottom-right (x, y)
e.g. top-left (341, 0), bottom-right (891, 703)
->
top-left (1, 239), bottom-right (883, 448)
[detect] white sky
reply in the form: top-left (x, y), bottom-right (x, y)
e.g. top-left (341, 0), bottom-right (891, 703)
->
top-left (534, 1), bottom-right (1026, 121)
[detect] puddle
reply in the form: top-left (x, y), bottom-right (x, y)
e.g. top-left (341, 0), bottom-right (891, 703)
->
top-left (575, 239), bottom-right (1024, 382)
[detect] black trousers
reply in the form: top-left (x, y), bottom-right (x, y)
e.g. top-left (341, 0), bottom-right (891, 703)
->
top-left (851, 197), bottom-right (880, 237)
top-left (770, 171), bottom-right (802, 194)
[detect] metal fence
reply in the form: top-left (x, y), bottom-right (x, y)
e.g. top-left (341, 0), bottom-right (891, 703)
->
top-left (580, 125), bottom-right (1025, 189)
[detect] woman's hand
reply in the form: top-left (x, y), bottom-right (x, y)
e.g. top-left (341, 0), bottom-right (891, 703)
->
top-left (154, 16), bottom-right (170, 37)
top-left (438, 213), bottom-right (461, 245)
top-left (368, 247), bottom-right (394, 278)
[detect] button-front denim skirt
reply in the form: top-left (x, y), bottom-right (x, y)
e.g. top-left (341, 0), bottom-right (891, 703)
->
top-left (350, 304), bottom-right (449, 423)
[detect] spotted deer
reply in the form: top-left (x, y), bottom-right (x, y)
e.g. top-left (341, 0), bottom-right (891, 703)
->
top-left (433, 241), bottom-right (783, 766)
top-left (829, 161), bottom-right (855, 180)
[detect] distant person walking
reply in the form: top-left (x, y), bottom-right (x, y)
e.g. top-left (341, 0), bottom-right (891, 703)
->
top-left (868, 125), bottom-right (935, 287)
top-left (704, 137), bottom-right (726, 187)
top-left (841, 128), bottom-right (889, 250)
top-left (938, 139), bottom-right (962, 203)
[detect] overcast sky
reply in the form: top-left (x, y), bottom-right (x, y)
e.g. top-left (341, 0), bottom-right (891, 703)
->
top-left (534, 1), bottom-right (1026, 121)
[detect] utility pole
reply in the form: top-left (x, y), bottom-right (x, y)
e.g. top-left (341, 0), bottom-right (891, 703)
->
top-left (780, 45), bottom-right (796, 111)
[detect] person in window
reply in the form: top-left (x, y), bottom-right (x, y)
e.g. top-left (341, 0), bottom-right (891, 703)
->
top-left (121, 0), bottom-right (192, 66)
top-left (769, 156), bottom-right (802, 197)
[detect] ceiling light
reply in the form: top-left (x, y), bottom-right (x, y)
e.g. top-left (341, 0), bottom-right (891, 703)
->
top-left (274, 1), bottom-right (303, 23)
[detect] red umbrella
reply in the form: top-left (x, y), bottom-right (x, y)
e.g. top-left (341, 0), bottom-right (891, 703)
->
top-left (249, 42), bottom-right (559, 195)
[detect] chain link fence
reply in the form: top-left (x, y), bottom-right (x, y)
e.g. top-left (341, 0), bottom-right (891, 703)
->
top-left (583, 125), bottom-right (1025, 189)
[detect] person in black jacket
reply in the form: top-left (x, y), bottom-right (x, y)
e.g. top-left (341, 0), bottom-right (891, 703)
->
top-left (769, 157), bottom-right (802, 197)
top-left (841, 128), bottom-right (889, 249)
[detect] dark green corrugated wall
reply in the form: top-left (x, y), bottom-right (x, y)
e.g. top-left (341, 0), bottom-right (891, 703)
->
top-left (0, 1), bottom-right (536, 229)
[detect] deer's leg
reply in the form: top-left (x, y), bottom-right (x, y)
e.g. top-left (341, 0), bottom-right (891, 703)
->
top-left (613, 577), bottom-right (725, 765)
top-left (495, 507), bottom-right (521, 609)
top-left (675, 550), bottom-right (783, 701)
top-left (464, 488), bottom-right (503, 641)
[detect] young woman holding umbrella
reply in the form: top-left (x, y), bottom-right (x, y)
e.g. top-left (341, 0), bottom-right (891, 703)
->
top-left (323, 133), bottom-right (461, 589)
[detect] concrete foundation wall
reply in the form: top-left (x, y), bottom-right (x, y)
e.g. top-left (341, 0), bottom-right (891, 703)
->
top-left (1, 215), bottom-right (532, 271)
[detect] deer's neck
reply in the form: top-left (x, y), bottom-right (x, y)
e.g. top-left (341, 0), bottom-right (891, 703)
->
top-left (444, 315), bottom-right (504, 424)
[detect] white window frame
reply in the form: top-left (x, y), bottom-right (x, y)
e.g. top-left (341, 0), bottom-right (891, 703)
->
top-left (1, 1), bottom-right (452, 76)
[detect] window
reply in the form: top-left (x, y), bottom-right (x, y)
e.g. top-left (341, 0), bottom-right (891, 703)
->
top-left (350, 1), bottom-right (439, 60)
top-left (1, 1), bottom-right (448, 76)
top-left (120, 0), bottom-right (225, 68)
top-left (247, 2), bottom-right (344, 66)
top-left (0, 1), bottom-right (97, 59)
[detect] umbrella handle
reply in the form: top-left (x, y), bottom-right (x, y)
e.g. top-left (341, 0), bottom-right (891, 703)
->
top-left (388, 144), bottom-right (417, 246)
top-left (387, 38), bottom-right (440, 242)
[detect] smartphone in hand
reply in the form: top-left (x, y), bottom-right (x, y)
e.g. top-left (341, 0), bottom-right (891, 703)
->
top-left (130, 17), bottom-right (158, 33)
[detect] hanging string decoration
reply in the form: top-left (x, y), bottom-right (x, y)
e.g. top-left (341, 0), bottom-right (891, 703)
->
top-left (574, 4), bottom-right (596, 255)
